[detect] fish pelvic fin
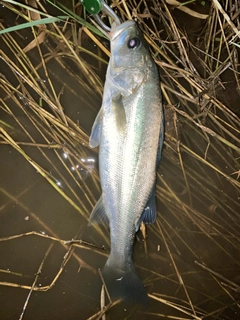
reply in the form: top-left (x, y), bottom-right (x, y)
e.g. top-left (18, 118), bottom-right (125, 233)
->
top-left (102, 259), bottom-right (148, 305)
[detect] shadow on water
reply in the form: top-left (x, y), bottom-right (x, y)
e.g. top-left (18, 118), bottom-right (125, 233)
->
top-left (0, 1), bottom-right (240, 319)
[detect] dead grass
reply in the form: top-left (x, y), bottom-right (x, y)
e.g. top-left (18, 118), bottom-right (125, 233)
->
top-left (0, 0), bottom-right (240, 319)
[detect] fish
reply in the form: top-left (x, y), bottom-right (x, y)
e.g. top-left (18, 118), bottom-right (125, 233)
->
top-left (89, 19), bottom-right (164, 303)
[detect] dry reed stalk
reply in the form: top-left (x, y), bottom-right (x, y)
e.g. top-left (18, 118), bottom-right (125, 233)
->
top-left (0, 0), bottom-right (240, 318)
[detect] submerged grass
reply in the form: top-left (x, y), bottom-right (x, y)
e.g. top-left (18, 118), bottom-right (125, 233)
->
top-left (0, 0), bottom-right (240, 319)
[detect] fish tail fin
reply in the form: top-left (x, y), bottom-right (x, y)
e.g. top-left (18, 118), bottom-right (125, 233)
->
top-left (102, 259), bottom-right (148, 304)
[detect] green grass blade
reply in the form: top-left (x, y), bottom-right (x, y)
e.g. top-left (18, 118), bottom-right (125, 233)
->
top-left (0, 16), bottom-right (68, 35)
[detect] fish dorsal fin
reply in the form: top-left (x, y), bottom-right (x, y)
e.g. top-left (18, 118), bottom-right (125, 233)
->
top-left (112, 93), bottom-right (126, 135)
top-left (88, 196), bottom-right (109, 226)
top-left (89, 107), bottom-right (103, 148)
top-left (136, 187), bottom-right (157, 231)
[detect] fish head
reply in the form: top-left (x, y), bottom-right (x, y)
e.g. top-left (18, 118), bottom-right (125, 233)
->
top-left (109, 20), bottom-right (153, 96)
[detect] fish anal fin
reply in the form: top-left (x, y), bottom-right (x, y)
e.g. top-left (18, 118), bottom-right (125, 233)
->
top-left (88, 196), bottom-right (109, 226)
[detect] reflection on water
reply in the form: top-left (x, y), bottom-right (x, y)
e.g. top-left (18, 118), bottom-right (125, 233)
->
top-left (0, 1), bottom-right (240, 320)
top-left (62, 152), bottom-right (96, 181)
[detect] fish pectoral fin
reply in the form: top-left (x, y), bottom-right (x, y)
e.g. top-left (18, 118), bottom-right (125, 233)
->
top-left (131, 70), bottom-right (149, 95)
top-left (112, 93), bottom-right (126, 135)
top-left (112, 69), bottom-right (147, 97)
top-left (88, 196), bottom-right (109, 226)
top-left (136, 187), bottom-right (157, 231)
top-left (89, 107), bottom-right (103, 148)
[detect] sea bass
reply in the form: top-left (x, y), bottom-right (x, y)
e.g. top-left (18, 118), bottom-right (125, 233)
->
top-left (89, 20), bottom-right (164, 303)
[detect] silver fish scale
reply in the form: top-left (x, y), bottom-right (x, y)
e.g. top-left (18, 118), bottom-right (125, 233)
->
top-left (99, 69), bottom-right (161, 272)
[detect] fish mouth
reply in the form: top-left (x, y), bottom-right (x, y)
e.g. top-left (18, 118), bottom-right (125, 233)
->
top-left (109, 20), bottom-right (136, 41)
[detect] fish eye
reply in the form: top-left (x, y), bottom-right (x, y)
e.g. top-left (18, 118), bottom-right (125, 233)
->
top-left (127, 37), bottom-right (141, 49)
